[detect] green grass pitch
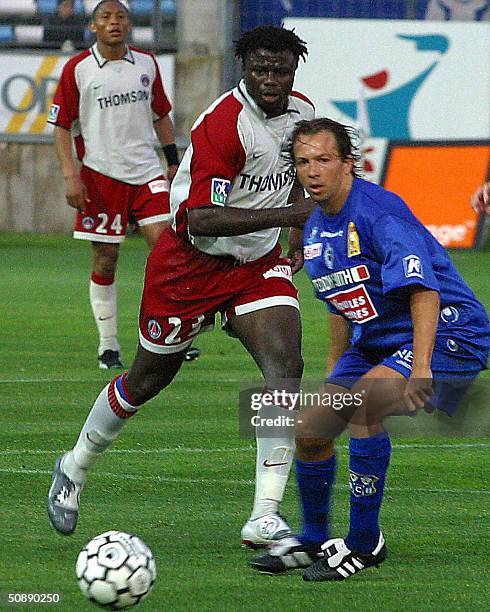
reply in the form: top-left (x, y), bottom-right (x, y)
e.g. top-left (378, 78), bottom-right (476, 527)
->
top-left (0, 232), bottom-right (488, 611)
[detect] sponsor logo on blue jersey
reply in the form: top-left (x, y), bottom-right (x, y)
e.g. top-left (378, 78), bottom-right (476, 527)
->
top-left (312, 264), bottom-right (370, 292)
top-left (441, 306), bottom-right (460, 324)
top-left (403, 254), bottom-right (424, 279)
top-left (304, 243), bottom-right (322, 260)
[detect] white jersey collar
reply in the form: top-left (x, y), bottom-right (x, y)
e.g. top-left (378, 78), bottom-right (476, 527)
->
top-left (90, 43), bottom-right (135, 68)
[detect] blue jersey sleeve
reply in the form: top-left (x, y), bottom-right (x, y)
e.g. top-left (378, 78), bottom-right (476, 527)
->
top-left (372, 215), bottom-right (440, 296)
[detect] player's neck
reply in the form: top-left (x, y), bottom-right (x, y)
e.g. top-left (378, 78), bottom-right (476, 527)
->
top-left (96, 41), bottom-right (127, 61)
top-left (321, 176), bottom-right (353, 216)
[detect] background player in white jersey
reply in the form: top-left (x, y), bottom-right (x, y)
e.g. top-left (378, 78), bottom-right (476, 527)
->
top-left (48, 26), bottom-right (315, 548)
top-left (48, 0), bottom-right (199, 368)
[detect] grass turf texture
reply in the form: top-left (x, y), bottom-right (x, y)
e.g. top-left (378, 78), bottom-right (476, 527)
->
top-left (0, 232), bottom-right (489, 611)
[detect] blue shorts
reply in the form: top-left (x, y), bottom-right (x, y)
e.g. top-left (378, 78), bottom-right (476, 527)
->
top-left (328, 343), bottom-right (487, 415)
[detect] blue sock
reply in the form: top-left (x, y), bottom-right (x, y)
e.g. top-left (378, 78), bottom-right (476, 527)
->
top-left (345, 432), bottom-right (391, 554)
top-left (295, 454), bottom-right (336, 546)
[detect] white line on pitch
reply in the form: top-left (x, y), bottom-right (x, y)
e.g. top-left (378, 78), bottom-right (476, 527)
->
top-left (0, 442), bottom-right (489, 456)
top-left (0, 467), bottom-right (488, 496)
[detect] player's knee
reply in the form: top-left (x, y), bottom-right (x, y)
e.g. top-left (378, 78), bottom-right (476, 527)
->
top-left (295, 437), bottom-right (334, 460)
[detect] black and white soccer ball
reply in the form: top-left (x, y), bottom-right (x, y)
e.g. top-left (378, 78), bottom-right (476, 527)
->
top-left (76, 531), bottom-right (156, 609)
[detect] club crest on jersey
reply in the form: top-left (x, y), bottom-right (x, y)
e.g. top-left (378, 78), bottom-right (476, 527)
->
top-left (140, 74), bottom-right (150, 88)
top-left (147, 319), bottom-right (162, 340)
top-left (211, 178), bottom-right (231, 206)
top-left (349, 471), bottom-right (379, 497)
top-left (324, 242), bottom-right (334, 269)
top-left (82, 216), bottom-right (95, 230)
top-left (403, 254), bottom-right (423, 279)
top-left (48, 103), bottom-right (60, 123)
top-left (347, 222), bottom-right (361, 257)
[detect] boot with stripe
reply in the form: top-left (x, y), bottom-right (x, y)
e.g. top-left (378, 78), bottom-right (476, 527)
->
top-left (249, 537), bottom-right (323, 574)
top-left (303, 533), bottom-right (387, 581)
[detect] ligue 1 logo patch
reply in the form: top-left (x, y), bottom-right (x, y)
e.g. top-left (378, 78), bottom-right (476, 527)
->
top-left (82, 216), bottom-right (95, 230)
top-left (48, 103), bottom-right (60, 123)
top-left (147, 319), bottom-right (162, 340)
top-left (140, 74), bottom-right (150, 88)
top-left (211, 178), bottom-right (231, 206)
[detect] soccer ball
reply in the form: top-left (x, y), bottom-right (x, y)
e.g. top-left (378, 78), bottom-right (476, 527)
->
top-left (76, 531), bottom-right (156, 609)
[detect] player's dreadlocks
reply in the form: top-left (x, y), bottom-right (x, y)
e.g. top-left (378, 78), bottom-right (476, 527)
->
top-left (235, 26), bottom-right (308, 65)
top-left (289, 118), bottom-right (362, 178)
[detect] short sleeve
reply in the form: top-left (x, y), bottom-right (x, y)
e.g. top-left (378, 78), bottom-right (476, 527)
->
top-left (48, 57), bottom-right (80, 129)
top-left (186, 95), bottom-right (247, 209)
top-left (372, 215), bottom-right (440, 296)
top-left (150, 55), bottom-right (172, 119)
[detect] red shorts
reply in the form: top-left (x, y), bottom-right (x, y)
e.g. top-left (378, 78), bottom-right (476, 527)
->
top-left (73, 166), bottom-right (170, 243)
top-left (139, 228), bottom-right (299, 353)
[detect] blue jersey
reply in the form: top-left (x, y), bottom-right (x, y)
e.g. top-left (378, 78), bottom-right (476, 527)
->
top-left (303, 178), bottom-right (489, 369)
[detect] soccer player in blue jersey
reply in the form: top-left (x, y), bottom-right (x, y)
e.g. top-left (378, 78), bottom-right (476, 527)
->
top-left (251, 117), bottom-right (490, 580)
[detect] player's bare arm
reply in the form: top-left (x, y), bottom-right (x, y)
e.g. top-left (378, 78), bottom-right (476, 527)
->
top-left (154, 115), bottom-right (179, 183)
top-left (470, 181), bottom-right (490, 215)
top-left (188, 199), bottom-right (313, 237)
top-left (286, 182), bottom-right (315, 273)
top-left (404, 286), bottom-right (439, 413)
top-left (53, 125), bottom-right (89, 212)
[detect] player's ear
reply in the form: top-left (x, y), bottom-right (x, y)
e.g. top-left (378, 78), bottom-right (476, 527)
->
top-left (89, 21), bottom-right (97, 34)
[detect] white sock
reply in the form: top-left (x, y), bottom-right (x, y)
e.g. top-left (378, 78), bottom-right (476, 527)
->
top-left (250, 436), bottom-right (295, 520)
top-left (62, 379), bottom-right (139, 484)
top-left (90, 279), bottom-right (119, 354)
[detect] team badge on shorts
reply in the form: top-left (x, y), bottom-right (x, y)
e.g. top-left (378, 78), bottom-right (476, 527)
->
top-left (140, 74), bottom-right (150, 88)
top-left (82, 216), bottom-right (95, 230)
top-left (349, 471), bottom-right (379, 497)
top-left (211, 178), bottom-right (231, 206)
top-left (347, 222), bottom-right (361, 257)
top-left (147, 319), bottom-right (162, 340)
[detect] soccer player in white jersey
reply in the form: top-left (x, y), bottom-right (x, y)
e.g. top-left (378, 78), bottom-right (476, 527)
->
top-left (48, 26), bottom-right (315, 548)
top-left (48, 0), bottom-right (199, 368)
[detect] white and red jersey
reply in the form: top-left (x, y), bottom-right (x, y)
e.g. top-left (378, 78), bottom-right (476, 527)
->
top-left (48, 44), bottom-right (172, 185)
top-left (170, 80), bottom-right (315, 262)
